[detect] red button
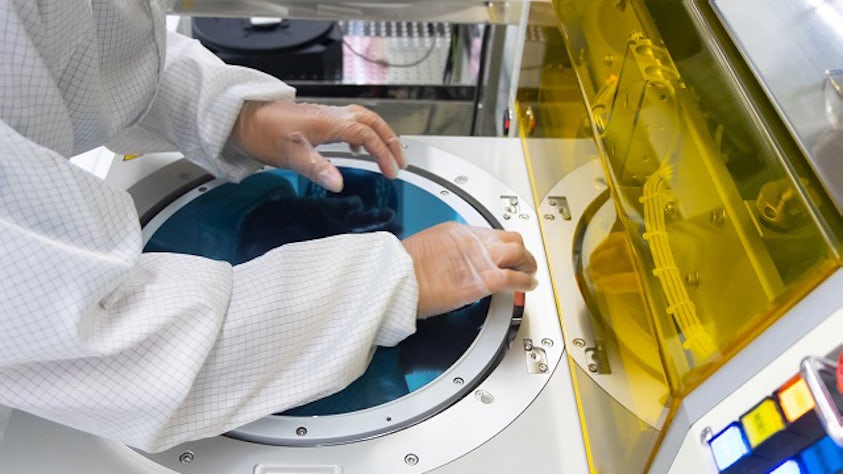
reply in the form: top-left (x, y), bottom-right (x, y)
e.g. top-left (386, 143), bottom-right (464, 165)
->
top-left (837, 351), bottom-right (843, 394)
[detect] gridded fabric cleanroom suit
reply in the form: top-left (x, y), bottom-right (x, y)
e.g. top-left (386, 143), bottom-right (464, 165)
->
top-left (0, 0), bottom-right (418, 452)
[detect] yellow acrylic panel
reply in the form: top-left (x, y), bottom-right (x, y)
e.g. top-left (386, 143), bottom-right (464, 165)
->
top-left (519, 0), bottom-right (843, 471)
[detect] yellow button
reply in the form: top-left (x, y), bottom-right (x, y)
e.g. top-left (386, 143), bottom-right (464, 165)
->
top-left (740, 398), bottom-right (785, 447)
top-left (778, 377), bottom-right (815, 423)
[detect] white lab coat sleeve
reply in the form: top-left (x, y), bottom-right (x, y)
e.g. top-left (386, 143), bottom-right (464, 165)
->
top-left (106, 30), bottom-right (296, 182)
top-left (0, 120), bottom-right (418, 452)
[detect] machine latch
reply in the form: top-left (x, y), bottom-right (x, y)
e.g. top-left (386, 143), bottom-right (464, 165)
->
top-left (501, 195), bottom-right (520, 221)
top-left (547, 196), bottom-right (572, 220)
top-left (585, 341), bottom-right (611, 374)
top-left (523, 338), bottom-right (549, 374)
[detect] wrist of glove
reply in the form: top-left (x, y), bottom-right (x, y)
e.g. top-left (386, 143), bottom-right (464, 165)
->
top-left (230, 101), bottom-right (406, 192)
top-left (401, 222), bottom-right (538, 319)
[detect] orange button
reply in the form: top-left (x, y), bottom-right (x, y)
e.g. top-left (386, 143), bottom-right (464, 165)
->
top-left (778, 377), bottom-right (815, 423)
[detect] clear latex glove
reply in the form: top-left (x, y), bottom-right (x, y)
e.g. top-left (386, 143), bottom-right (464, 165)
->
top-left (401, 222), bottom-right (539, 318)
top-left (231, 101), bottom-right (407, 192)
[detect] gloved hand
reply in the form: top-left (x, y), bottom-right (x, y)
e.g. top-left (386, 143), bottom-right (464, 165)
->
top-left (230, 101), bottom-right (407, 192)
top-left (401, 222), bottom-right (539, 318)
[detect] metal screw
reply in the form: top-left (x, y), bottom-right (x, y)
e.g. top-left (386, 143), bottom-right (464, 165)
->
top-left (549, 200), bottom-right (557, 206)
top-left (541, 338), bottom-right (554, 347)
top-left (700, 426), bottom-right (714, 445)
top-left (454, 175), bottom-right (468, 184)
top-left (572, 338), bottom-right (586, 348)
top-left (179, 451), bottom-right (195, 464)
top-left (684, 271), bottom-right (700, 288)
top-left (524, 339), bottom-right (534, 351)
top-left (710, 208), bottom-right (726, 227)
top-left (539, 363), bottom-right (549, 373)
top-left (524, 106), bottom-right (536, 136)
top-left (664, 201), bottom-right (676, 216)
top-left (588, 363), bottom-right (598, 372)
top-left (503, 214), bottom-right (512, 220)
top-left (518, 213), bottom-right (530, 220)
top-left (198, 186), bottom-right (207, 193)
top-left (453, 377), bottom-right (464, 385)
top-left (475, 390), bottom-right (494, 404)
top-left (544, 214), bottom-right (556, 221)
top-left (295, 426), bottom-right (307, 436)
top-left (405, 453), bottom-right (419, 466)
top-left (509, 197), bottom-right (518, 206)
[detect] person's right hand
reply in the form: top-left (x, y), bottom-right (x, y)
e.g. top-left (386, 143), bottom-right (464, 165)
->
top-left (401, 222), bottom-right (538, 318)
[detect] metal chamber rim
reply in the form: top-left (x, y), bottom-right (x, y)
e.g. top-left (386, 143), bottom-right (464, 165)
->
top-left (138, 155), bottom-right (515, 446)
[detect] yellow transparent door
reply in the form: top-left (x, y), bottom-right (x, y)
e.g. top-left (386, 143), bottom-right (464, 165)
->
top-left (518, 0), bottom-right (843, 471)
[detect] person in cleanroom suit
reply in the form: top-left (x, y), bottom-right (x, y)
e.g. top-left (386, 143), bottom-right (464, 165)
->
top-left (0, 0), bottom-right (538, 453)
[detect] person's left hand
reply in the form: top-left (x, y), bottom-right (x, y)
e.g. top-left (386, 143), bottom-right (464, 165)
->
top-left (230, 101), bottom-right (407, 192)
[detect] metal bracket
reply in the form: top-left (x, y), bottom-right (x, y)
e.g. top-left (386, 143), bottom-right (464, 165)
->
top-left (801, 356), bottom-right (843, 446)
top-left (501, 195), bottom-right (520, 221)
top-left (547, 196), bottom-right (572, 220)
top-left (584, 341), bottom-right (611, 374)
top-left (523, 338), bottom-right (549, 374)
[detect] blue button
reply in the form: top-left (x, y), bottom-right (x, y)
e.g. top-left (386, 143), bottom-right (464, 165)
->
top-left (710, 423), bottom-right (750, 471)
top-left (800, 436), bottom-right (843, 474)
top-left (769, 459), bottom-right (802, 474)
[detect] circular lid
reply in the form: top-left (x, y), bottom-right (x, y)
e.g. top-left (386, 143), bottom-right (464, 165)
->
top-left (191, 17), bottom-right (336, 53)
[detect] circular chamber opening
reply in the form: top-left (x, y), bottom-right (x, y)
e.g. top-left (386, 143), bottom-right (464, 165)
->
top-left (141, 157), bottom-right (514, 446)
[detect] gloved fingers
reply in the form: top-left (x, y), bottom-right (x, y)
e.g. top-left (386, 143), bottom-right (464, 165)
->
top-left (403, 222), bottom-right (542, 318)
top-left (487, 241), bottom-right (538, 273)
top-left (344, 105), bottom-right (407, 170)
top-left (485, 268), bottom-right (539, 292)
top-left (386, 137), bottom-right (406, 170)
top-left (470, 227), bottom-right (525, 247)
top-left (335, 121), bottom-right (401, 179)
top-left (494, 229), bottom-right (527, 245)
top-left (464, 227), bottom-right (535, 272)
top-left (286, 132), bottom-right (344, 192)
top-left (231, 101), bottom-right (405, 182)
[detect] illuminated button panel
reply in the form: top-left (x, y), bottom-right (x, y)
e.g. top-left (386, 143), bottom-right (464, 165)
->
top-left (708, 375), bottom-right (832, 473)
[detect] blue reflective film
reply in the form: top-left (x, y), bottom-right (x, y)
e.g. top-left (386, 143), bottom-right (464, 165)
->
top-left (145, 168), bottom-right (490, 415)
